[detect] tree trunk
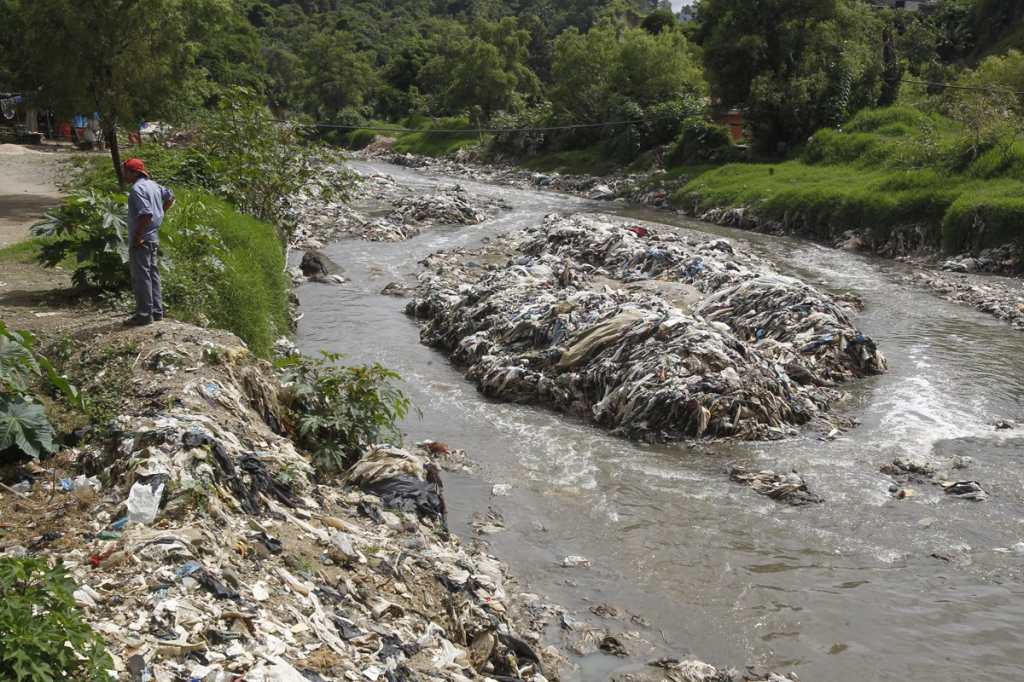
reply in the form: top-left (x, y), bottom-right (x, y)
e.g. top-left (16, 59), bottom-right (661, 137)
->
top-left (879, 27), bottom-right (901, 107)
top-left (105, 121), bottom-right (124, 189)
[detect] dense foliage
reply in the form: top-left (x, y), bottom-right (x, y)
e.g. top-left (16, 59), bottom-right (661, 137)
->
top-left (3, 0), bottom-right (1022, 163)
top-left (277, 352), bottom-right (412, 475)
top-left (698, 0), bottom-right (885, 154)
top-left (0, 558), bottom-right (112, 681)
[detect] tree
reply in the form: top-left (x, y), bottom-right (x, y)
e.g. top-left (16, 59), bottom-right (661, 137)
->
top-left (550, 20), bottom-right (705, 123)
top-left (9, 0), bottom-right (227, 186)
top-left (299, 32), bottom-right (379, 119)
top-left (698, 0), bottom-right (884, 154)
top-left (640, 6), bottom-right (676, 34)
top-left (418, 17), bottom-right (540, 117)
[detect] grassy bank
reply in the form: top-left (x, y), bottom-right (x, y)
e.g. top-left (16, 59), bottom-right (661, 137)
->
top-left (343, 115), bottom-right (482, 156)
top-left (33, 154), bottom-right (290, 357)
top-left (162, 189), bottom-right (290, 357)
top-left (675, 106), bottom-right (1024, 254)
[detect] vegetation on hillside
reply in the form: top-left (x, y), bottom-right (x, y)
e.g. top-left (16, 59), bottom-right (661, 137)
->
top-left (678, 106), bottom-right (1024, 254)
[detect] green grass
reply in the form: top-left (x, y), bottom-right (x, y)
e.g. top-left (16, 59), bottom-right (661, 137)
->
top-left (518, 146), bottom-right (620, 176)
top-left (163, 190), bottom-right (290, 357)
top-left (0, 238), bottom-right (45, 263)
top-left (676, 106), bottom-right (1024, 254)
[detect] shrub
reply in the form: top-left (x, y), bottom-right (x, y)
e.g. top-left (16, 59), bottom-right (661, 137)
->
top-left (844, 105), bottom-right (932, 133)
top-left (0, 558), bottom-right (112, 681)
top-left (665, 118), bottom-right (738, 166)
top-left (345, 128), bottom-right (377, 150)
top-left (31, 190), bottom-right (130, 291)
top-left (392, 116), bottom-right (482, 156)
top-left (194, 86), bottom-right (349, 239)
top-left (1, 321), bottom-right (82, 461)
top-left (277, 352), bottom-right (412, 475)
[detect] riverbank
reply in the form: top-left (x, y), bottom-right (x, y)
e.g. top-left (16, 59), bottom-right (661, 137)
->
top-left (352, 144), bottom-right (1024, 332)
top-left (1, 145), bottom-right (804, 681)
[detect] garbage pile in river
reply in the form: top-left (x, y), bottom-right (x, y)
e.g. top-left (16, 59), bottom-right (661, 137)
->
top-left (0, 322), bottom-right (562, 681)
top-left (388, 186), bottom-right (511, 227)
top-left (728, 465), bottom-right (823, 506)
top-left (288, 164), bottom-right (514, 247)
top-left (407, 213), bottom-right (886, 443)
top-left (901, 269), bottom-right (1024, 330)
top-left (359, 149), bottom-right (647, 204)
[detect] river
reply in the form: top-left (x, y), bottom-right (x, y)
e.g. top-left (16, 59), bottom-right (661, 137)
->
top-left (296, 161), bottom-right (1024, 681)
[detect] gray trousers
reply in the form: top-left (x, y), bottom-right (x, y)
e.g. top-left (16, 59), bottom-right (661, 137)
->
top-left (129, 241), bottom-right (163, 319)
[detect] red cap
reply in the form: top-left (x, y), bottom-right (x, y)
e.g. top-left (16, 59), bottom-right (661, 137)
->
top-left (122, 158), bottom-right (148, 176)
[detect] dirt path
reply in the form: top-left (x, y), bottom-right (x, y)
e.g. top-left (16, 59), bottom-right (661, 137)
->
top-left (0, 143), bottom-right (68, 247)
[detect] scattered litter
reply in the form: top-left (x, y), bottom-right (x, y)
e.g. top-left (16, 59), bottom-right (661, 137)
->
top-left (728, 465), bottom-right (824, 506)
top-left (0, 328), bottom-right (562, 681)
top-left (942, 480), bottom-right (989, 501)
top-left (561, 555), bottom-right (592, 568)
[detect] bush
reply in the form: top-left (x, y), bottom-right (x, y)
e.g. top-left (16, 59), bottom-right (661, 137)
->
top-left (844, 105), bottom-right (932, 133)
top-left (391, 116), bottom-right (482, 157)
top-left (277, 352), bottom-right (412, 475)
top-left (194, 87), bottom-right (349, 239)
top-left (32, 190), bottom-right (130, 291)
top-left (0, 558), bottom-right (112, 681)
top-left (1, 321), bottom-right (82, 461)
top-left (665, 118), bottom-right (739, 166)
top-left (345, 128), bottom-right (377, 150)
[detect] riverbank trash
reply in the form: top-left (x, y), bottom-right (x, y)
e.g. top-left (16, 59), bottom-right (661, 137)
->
top-left (0, 326), bottom-right (569, 681)
top-left (125, 479), bottom-right (165, 525)
top-left (288, 169), bottom-right (511, 246)
top-left (407, 214), bottom-right (886, 444)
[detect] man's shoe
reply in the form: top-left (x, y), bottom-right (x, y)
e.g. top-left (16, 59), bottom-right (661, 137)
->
top-left (152, 314), bottom-right (164, 321)
top-left (123, 315), bottom-right (153, 327)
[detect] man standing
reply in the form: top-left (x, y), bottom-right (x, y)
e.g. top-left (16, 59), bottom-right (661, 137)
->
top-left (123, 158), bottom-right (174, 326)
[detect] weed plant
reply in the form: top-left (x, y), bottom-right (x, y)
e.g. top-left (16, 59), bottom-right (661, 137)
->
top-left (0, 558), bottom-right (111, 681)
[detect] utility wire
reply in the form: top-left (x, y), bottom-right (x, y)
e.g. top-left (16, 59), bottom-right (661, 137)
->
top-left (276, 113), bottom-right (685, 134)
top-left (276, 79), bottom-right (1023, 135)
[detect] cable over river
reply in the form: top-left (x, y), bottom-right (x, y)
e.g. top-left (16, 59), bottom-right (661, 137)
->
top-left (296, 160), bottom-right (1024, 681)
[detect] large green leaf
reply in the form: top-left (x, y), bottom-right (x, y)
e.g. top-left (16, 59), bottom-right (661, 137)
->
top-left (0, 333), bottom-right (39, 394)
top-left (0, 397), bottom-right (57, 460)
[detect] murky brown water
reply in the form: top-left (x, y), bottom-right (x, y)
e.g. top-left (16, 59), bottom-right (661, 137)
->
top-left (297, 161), bottom-right (1024, 681)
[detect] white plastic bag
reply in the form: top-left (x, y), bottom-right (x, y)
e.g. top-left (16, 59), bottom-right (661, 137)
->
top-left (126, 481), bottom-right (165, 525)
